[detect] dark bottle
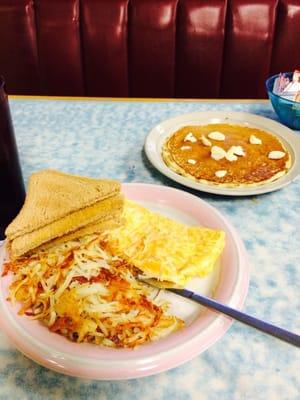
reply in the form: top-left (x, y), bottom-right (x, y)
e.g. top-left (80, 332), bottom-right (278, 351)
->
top-left (0, 77), bottom-right (26, 239)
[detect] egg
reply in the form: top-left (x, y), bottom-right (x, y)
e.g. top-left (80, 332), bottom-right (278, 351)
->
top-left (105, 200), bottom-right (225, 286)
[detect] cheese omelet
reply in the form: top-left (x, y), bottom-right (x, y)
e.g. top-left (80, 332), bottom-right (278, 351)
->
top-left (103, 200), bottom-right (225, 286)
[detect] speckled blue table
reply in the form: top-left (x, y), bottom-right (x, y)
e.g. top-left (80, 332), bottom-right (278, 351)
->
top-left (1, 98), bottom-right (299, 400)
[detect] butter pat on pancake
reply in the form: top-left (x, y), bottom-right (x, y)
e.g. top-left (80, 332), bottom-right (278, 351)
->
top-left (103, 200), bottom-right (225, 286)
top-left (162, 124), bottom-right (291, 187)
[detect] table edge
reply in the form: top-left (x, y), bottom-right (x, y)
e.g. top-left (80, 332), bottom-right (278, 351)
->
top-left (8, 95), bottom-right (269, 103)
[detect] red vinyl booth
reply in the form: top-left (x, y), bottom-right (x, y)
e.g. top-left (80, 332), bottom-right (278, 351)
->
top-left (0, 0), bottom-right (299, 98)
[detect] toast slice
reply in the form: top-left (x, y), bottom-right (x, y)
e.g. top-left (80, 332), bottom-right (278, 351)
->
top-left (6, 170), bottom-right (121, 240)
top-left (8, 194), bottom-right (124, 259)
top-left (36, 217), bottom-right (122, 253)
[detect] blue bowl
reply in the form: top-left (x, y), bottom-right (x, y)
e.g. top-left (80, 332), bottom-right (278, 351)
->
top-left (266, 72), bottom-right (300, 130)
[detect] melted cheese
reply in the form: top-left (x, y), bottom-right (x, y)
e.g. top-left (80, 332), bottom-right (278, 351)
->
top-left (104, 200), bottom-right (225, 286)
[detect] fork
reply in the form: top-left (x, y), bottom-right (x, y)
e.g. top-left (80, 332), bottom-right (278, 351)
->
top-left (148, 282), bottom-right (300, 347)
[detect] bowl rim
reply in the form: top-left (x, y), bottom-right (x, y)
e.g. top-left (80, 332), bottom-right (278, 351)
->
top-left (265, 72), bottom-right (300, 107)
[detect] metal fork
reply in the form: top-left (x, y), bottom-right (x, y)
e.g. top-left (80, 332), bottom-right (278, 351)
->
top-left (142, 275), bottom-right (300, 347)
top-left (167, 287), bottom-right (300, 347)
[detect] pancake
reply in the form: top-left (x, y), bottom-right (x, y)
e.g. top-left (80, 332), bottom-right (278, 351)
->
top-left (162, 123), bottom-right (291, 187)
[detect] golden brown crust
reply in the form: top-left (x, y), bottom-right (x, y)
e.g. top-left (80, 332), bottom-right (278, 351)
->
top-left (5, 170), bottom-right (121, 240)
top-left (35, 217), bottom-right (122, 253)
top-left (162, 124), bottom-right (291, 187)
top-left (8, 195), bottom-right (124, 259)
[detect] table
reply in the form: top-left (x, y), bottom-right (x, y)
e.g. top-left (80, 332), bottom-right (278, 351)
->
top-left (1, 97), bottom-right (299, 400)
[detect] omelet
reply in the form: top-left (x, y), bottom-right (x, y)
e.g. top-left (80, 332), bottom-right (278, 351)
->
top-left (103, 200), bottom-right (225, 286)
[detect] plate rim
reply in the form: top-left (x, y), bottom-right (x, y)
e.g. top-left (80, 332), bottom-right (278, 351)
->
top-left (144, 111), bottom-right (300, 196)
top-left (0, 183), bottom-right (250, 380)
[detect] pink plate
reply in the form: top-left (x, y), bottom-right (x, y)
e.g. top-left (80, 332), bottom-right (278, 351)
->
top-left (0, 183), bottom-right (250, 380)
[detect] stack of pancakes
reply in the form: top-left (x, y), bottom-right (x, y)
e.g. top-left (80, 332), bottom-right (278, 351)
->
top-left (5, 170), bottom-right (124, 259)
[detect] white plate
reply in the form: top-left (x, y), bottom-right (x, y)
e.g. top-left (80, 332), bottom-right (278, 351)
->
top-left (144, 111), bottom-right (300, 196)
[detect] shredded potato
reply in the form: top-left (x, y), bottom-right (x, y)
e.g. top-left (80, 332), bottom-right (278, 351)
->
top-left (3, 235), bottom-right (184, 348)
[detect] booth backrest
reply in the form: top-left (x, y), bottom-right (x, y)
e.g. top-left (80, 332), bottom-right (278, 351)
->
top-left (0, 0), bottom-right (299, 98)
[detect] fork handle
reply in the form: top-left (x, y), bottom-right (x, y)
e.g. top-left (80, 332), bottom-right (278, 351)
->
top-left (170, 289), bottom-right (300, 347)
